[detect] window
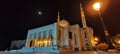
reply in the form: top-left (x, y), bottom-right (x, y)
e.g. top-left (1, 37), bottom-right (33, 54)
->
top-left (29, 40), bottom-right (33, 47)
top-left (48, 30), bottom-right (53, 46)
top-left (37, 36), bottom-right (42, 47)
top-left (33, 33), bottom-right (37, 48)
top-left (43, 31), bottom-right (47, 47)
top-left (43, 36), bottom-right (47, 47)
top-left (27, 34), bottom-right (32, 47)
top-left (48, 36), bottom-right (53, 46)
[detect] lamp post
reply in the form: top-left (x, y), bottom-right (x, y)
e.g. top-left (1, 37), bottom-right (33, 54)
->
top-left (93, 2), bottom-right (110, 46)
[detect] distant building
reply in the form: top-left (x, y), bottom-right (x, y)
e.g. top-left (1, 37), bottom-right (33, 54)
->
top-left (19, 4), bottom-right (95, 52)
top-left (10, 40), bottom-right (25, 50)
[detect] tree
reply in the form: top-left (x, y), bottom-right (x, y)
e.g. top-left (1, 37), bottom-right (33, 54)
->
top-left (111, 34), bottom-right (120, 50)
top-left (96, 42), bottom-right (109, 51)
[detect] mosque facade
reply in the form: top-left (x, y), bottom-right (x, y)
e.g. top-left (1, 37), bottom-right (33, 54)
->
top-left (19, 4), bottom-right (95, 52)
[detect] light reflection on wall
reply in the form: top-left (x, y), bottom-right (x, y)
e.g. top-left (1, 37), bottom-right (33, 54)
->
top-left (27, 36), bottom-right (53, 48)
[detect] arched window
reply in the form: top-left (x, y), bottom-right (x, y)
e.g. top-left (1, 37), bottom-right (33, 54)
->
top-left (43, 36), bottom-right (47, 47)
top-left (29, 40), bottom-right (33, 47)
top-left (48, 30), bottom-right (53, 46)
top-left (48, 36), bottom-right (53, 46)
top-left (37, 32), bottom-right (42, 47)
top-left (43, 31), bottom-right (47, 47)
top-left (27, 34), bottom-right (32, 48)
top-left (33, 33), bottom-right (37, 48)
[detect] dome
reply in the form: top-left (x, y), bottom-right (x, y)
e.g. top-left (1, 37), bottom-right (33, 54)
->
top-left (59, 20), bottom-right (70, 27)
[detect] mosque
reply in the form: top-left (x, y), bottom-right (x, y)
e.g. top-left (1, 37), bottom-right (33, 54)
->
top-left (19, 4), bottom-right (95, 52)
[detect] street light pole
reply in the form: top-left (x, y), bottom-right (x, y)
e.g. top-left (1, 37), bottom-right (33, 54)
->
top-left (98, 10), bottom-right (110, 44)
top-left (93, 2), bottom-right (111, 47)
top-left (98, 11), bottom-right (110, 36)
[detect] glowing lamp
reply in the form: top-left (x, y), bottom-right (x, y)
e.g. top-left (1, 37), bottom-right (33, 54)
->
top-left (93, 2), bottom-right (100, 11)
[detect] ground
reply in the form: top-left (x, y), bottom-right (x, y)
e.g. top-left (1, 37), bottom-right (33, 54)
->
top-left (0, 50), bottom-right (119, 54)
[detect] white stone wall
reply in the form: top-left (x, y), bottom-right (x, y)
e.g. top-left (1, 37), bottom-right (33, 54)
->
top-left (25, 23), bottom-right (57, 47)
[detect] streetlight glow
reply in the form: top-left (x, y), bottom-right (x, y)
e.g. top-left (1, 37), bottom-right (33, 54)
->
top-left (118, 40), bottom-right (120, 44)
top-left (93, 2), bottom-right (100, 11)
top-left (94, 37), bottom-right (99, 45)
top-left (95, 37), bottom-right (98, 41)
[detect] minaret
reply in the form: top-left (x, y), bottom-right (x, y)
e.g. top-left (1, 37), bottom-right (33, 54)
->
top-left (57, 11), bottom-right (60, 48)
top-left (80, 4), bottom-right (87, 28)
top-left (80, 3), bottom-right (94, 50)
top-left (57, 11), bottom-right (60, 24)
top-left (57, 11), bottom-right (60, 38)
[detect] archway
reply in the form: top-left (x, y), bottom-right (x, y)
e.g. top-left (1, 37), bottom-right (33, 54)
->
top-left (27, 36), bottom-right (33, 48)
top-left (29, 40), bottom-right (33, 47)
top-left (37, 36), bottom-right (42, 47)
top-left (33, 35), bottom-right (37, 48)
top-left (48, 35), bottom-right (53, 46)
top-left (43, 36), bottom-right (47, 47)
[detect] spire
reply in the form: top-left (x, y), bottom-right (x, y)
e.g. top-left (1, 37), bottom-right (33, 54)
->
top-left (80, 3), bottom-right (87, 28)
top-left (57, 11), bottom-right (60, 23)
top-left (57, 11), bottom-right (60, 47)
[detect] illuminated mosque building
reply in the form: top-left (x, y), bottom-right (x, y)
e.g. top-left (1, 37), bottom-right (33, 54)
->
top-left (19, 4), bottom-right (95, 52)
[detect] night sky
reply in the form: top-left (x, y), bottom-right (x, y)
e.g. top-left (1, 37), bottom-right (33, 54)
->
top-left (0, 0), bottom-right (120, 50)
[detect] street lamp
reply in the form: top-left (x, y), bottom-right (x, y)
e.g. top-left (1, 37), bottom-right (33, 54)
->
top-left (93, 2), bottom-right (110, 46)
top-left (95, 37), bottom-right (98, 41)
top-left (93, 2), bottom-right (100, 11)
top-left (94, 37), bottom-right (99, 45)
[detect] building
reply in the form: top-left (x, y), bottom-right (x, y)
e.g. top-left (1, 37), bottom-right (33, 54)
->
top-left (10, 40), bottom-right (26, 50)
top-left (19, 4), bottom-right (95, 52)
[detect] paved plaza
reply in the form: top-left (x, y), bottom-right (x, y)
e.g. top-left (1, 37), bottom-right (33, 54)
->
top-left (0, 51), bottom-right (119, 54)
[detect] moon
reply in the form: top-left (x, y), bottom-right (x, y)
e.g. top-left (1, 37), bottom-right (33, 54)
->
top-left (38, 11), bottom-right (42, 15)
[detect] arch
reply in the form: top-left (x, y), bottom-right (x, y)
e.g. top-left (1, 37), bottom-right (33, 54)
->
top-left (48, 35), bottom-right (53, 46)
top-left (48, 30), bottom-right (53, 46)
top-left (27, 34), bottom-right (33, 48)
top-left (33, 33), bottom-right (37, 48)
top-left (38, 32), bottom-right (41, 37)
top-left (29, 40), bottom-right (33, 47)
top-left (43, 31), bottom-right (46, 38)
top-left (44, 31), bottom-right (46, 35)
top-left (27, 40), bottom-right (33, 48)
top-left (37, 35), bottom-right (42, 47)
top-left (43, 36), bottom-right (47, 47)
top-left (49, 29), bottom-right (52, 36)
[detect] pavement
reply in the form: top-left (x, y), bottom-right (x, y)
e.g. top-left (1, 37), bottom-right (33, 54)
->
top-left (0, 51), bottom-right (120, 54)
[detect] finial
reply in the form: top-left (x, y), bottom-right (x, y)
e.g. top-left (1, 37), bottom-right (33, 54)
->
top-left (80, 3), bottom-right (83, 11)
top-left (58, 11), bottom-right (60, 17)
top-left (57, 10), bottom-right (60, 22)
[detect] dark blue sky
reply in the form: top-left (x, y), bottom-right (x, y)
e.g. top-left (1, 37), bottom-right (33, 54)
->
top-left (0, 0), bottom-right (120, 50)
